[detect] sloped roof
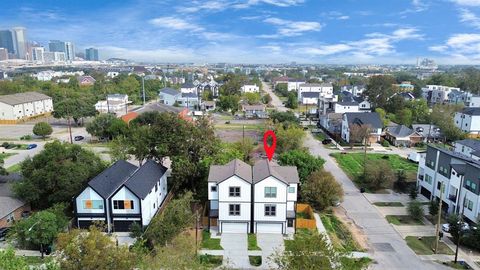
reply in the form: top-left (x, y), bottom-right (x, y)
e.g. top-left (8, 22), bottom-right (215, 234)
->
top-left (88, 160), bottom-right (138, 199)
top-left (124, 159), bottom-right (167, 199)
top-left (345, 112), bottom-right (382, 129)
top-left (0, 92), bottom-right (51, 105)
top-left (302, 92), bottom-right (320, 98)
top-left (207, 159), bottom-right (252, 183)
top-left (181, 82), bottom-right (195, 88)
top-left (461, 107), bottom-right (480, 116)
top-left (253, 160), bottom-right (299, 184)
top-left (456, 139), bottom-right (480, 151)
top-left (0, 182), bottom-right (27, 219)
top-left (451, 164), bottom-right (466, 175)
top-left (181, 92), bottom-right (197, 98)
top-left (387, 125), bottom-right (417, 138)
top-left (337, 101), bottom-right (358, 106)
top-left (136, 102), bottom-right (185, 114)
top-left (159, 87), bottom-right (180, 96)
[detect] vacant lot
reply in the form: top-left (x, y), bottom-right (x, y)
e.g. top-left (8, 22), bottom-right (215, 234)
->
top-left (386, 215), bottom-right (424, 225)
top-left (331, 153), bottom-right (418, 181)
top-left (405, 236), bottom-right (453, 255)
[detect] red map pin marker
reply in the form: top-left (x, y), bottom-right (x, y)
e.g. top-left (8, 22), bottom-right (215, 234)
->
top-left (263, 130), bottom-right (277, 161)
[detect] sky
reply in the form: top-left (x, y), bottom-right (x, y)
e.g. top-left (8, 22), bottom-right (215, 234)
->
top-left (2, 0), bottom-right (480, 64)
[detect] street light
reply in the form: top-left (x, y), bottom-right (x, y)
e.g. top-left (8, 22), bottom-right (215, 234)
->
top-left (27, 220), bottom-right (45, 259)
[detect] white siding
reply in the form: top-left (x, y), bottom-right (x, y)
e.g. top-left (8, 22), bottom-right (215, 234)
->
top-left (75, 187), bottom-right (105, 214)
top-left (0, 102), bottom-right (14, 120)
top-left (254, 177), bottom-right (287, 223)
top-left (334, 104), bottom-right (360, 113)
top-left (110, 187), bottom-right (140, 215)
top-left (208, 182), bottom-right (218, 200)
top-left (141, 174), bottom-right (168, 226)
top-left (218, 176), bottom-right (251, 222)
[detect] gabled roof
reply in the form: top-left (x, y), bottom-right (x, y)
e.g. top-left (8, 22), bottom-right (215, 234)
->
top-left (386, 125), bottom-right (418, 138)
top-left (136, 102), bottom-right (185, 114)
top-left (181, 82), bottom-right (195, 88)
top-left (461, 107), bottom-right (480, 116)
top-left (88, 160), bottom-right (138, 199)
top-left (337, 101), bottom-right (358, 106)
top-left (302, 92), bottom-right (320, 98)
top-left (159, 87), bottom-right (180, 96)
top-left (0, 182), bottom-right (27, 219)
top-left (344, 112), bottom-right (382, 129)
top-left (456, 139), bottom-right (480, 151)
top-left (208, 159), bottom-right (252, 183)
top-left (451, 164), bottom-right (466, 175)
top-left (0, 92), bottom-right (51, 105)
top-left (242, 104), bottom-right (265, 111)
top-left (253, 160), bottom-right (299, 184)
top-left (124, 159), bottom-right (167, 199)
top-left (181, 92), bottom-right (197, 98)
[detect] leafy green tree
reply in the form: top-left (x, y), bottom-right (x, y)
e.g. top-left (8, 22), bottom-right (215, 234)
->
top-left (233, 137), bottom-right (255, 162)
top-left (12, 204), bottom-right (68, 258)
top-left (270, 111), bottom-right (299, 126)
top-left (426, 73), bottom-right (458, 87)
top-left (278, 150), bottom-right (325, 183)
top-left (461, 67), bottom-right (480, 94)
top-left (363, 160), bottom-right (395, 191)
top-left (285, 92), bottom-right (298, 109)
top-left (396, 108), bottom-right (413, 126)
top-left (219, 73), bottom-right (248, 96)
top-left (86, 114), bottom-right (128, 140)
top-left (244, 92), bottom-right (261, 105)
top-left (394, 170), bottom-right (408, 192)
top-left (262, 93), bottom-right (272, 104)
top-left (274, 83), bottom-right (289, 97)
top-left (407, 99), bottom-right (429, 123)
top-left (0, 248), bottom-right (28, 270)
top-left (407, 200), bottom-right (424, 221)
top-left (386, 95), bottom-right (406, 114)
top-left (430, 104), bottom-right (466, 141)
top-left (364, 75), bottom-right (396, 108)
top-left (275, 124), bottom-right (305, 152)
top-left (53, 97), bottom-right (97, 125)
top-left (217, 95), bottom-right (240, 113)
top-left (32, 122), bottom-right (53, 139)
top-left (144, 192), bottom-right (194, 247)
top-left (409, 185), bottom-right (418, 200)
top-left (56, 225), bottom-right (137, 270)
top-left (448, 214), bottom-right (462, 243)
top-left (13, 141), bottom-right (105, 209)
top-left (375, 108), bottom-right (388, 127)
top-left (301, 170), bottom-right (343, 211)
top-left (429, 199), bottom-right (439, 218)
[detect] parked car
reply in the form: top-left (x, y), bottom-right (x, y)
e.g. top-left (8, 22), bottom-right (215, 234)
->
top-left (26, 144), bottom-right (37, 150)
top-left (74, 135), bottom-right (85, 141)
top-left (0, 227), bottom-right (10, 241)
top-left (442, 222), bottom-right (470, 232)
top-left (407, 152), bottom-right (420, 163)
top-left (322, 139), bottom-right (332, 145)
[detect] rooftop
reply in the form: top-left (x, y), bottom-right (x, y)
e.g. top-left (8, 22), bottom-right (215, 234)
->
top-left (344, 112), bottom-right (382, 129)
top-left (0, 92), bottom-right (51, 106)
top-left (455, 139), bottom-right (480, 151)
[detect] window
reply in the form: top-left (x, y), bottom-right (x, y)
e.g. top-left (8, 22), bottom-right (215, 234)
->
top-left (287, 219), bottom-right (294, 227)
top-left (211, 186), bottom-right (217, 192)
top-left (83, 200), bottom-right (103, 210)
top-left (437, 182), bottom-right (442, 190)
top-left (6, 213), bottom-right (14, 223)
top-left (113, 200), bottom-right (134, 210)
top-left (265, 205), bottom-right (276, 216)
top-left (288, 187), bottom-right (295, 193)
top-left (265, 187), bottom-right (277, 198)
top-left (229, 204), bottom-right (240, 216)
top-left (229, 187), bottom-right (240, 197)
top-left (468, 200), bottom-right (473, 210)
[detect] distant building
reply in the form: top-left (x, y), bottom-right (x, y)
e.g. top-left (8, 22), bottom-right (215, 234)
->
top-left (31, 46), bottom-right (44, 63)
top-left (392, 81), bottom-right (414, 92)
top-left (159, 87), bottom-right (199, 108)
top-left (180, 82), bottom-right (197, 95)
top-left (0, 92), bottom-right (53, 124)
top-left (298, 83), bottom-right (334, 104)
top-left (341, 112), bottom-right (383, 143)
top-left (0, 48), bottom-right (8, 61)
top-left (422, 85), bottom-right (462, 104)
top-left (95, 94), bottom-right (130, 115)
top-left (43, 51), bottom-right (66, 64)
top-left (11, 27), bottom-right (27, 59)
top-left (49, 40), bottom-right (75, 61)
top-left (384, 125), bottom-right (423, 147)
top-left (241, 104), bottom-right (267, 118)
top-left (454, 107), bottom-right (480, 137)
top-left (77, 75), bottom-right (96, 86)
top-left (0, 30), bottom-right (14, 54)
top-left (240, 84), bottom-right (259, 93)
top-left (287, 79), bottom-right (305, 92)
top-left (341, 85), bottom-right (365, 97)
top-left (85, 48), bottom-right (99, 61)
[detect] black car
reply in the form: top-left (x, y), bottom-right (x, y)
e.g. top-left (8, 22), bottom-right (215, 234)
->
top-left (322, 139), bottom-right (332, 145)
top-left (0, 227), bottom-right (10, 241)
top-left (74, 135), bottom-right (85, 141)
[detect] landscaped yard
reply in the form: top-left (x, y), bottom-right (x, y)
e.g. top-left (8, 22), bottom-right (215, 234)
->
top-left (313, 132), bottom-right (327, 141)
top-left (0, 152), bottom-right (15, 161)
top-left (405, 236), bottom-right (454, 255)
top-left (321, 213), bottom-right (363, 252)
top-left (6, 163), bottom-right (21, 173)
top-left (201, 230), bottom-right (223, 250)
top-left (248, 234), bottom-right (261, 251)
top-left (340, 257), bottom-right (373, 270)
top-left (249, 256), bottom-right (262, 266)
top-left (373, 202), bottom-right (404, 207)
top-left (214, 123), bottom-right (265, 131)
top-left (386, 215), bottom-right (424, 225)
top-left (198, 255), bottom-right (223, 267)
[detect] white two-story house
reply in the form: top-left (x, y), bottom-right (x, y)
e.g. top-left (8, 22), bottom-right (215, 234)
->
top-left (454, 107), bottom-right (480, 138)
top-left (74, 160), bottom-right (168, 232)
top-left (341, 112), bottom-right (383, 144)
top-left (207, 159), bottom-right (299, 234)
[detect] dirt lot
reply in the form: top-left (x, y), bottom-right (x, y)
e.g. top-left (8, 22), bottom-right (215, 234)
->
top-left (215, 129), bottom-right (261, 143)
top-left (333, 207), bottom-right (370, 251)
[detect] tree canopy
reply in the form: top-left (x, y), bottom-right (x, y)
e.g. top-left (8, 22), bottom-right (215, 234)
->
top-left (33, 122), bottom-right (53, 139)
top-left (301, 169), bottom-right (343, 211)
top-left (86, 113), bottom-right (129, 140)
top-left (278, 150), bottom-right (325, 184)
top-left (364, 75), bottom-right (396, 109)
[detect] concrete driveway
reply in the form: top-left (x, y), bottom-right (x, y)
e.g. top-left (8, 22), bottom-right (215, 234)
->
top-left (220, 233), bottom-right (250, 269)
top-left (257, 233), bottom-right (284, 269)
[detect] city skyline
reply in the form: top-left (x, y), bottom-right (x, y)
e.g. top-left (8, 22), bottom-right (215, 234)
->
top-left (1, 0), bottom-right (480, 64)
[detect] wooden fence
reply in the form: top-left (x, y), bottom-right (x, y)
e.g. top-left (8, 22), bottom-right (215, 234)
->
top-left (296, 203), bottom-right (316, 229)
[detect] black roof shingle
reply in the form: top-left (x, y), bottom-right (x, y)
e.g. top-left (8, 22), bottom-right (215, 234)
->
top-left (88, 160), bottom-right (138, 199)
top-left (124, 160), bottom-right (167, 199)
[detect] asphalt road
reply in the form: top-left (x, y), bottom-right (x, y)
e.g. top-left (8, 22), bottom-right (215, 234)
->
top-left (262, 81), bottom-right (287, 112)
top-left (263, 81), bottom-right (445, 269)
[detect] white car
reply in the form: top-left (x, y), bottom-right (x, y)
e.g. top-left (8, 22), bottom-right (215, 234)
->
top-left (442, 222), bottom-right (469, 232)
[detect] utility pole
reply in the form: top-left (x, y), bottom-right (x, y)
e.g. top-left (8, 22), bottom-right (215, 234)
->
top-left (64, 89), bottom-right (73, 144)
top-left (455, 194), bottom-right (467, 263)
top-left (142, 76), bottom-right (146, 106)
top-left (434, 182), bottom-right (444, 253)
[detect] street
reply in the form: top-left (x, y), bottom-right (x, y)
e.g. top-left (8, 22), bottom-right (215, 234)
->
top-left (262, 81), bottom-right (287, 112)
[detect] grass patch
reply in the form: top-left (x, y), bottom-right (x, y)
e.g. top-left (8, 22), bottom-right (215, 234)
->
top-left (373, 202), bottom-right (404, 207)
top-left (284, 229), bottom-right (315, 251)
top-left (0, 152), bottom-right (15, 161)
top-left (248, 234), bottom-right (261, 251)
top-left (6, 163), bottom-right (21, 173)
top-left (214, 123), bottom-right (264, 131)
top-left (386, 215), bottom-right (424, 225)
top-left (442, 261), bottom-right (472, 269)
top-left (314, 132), bottom-right (327, 141)
top-left (201, 230), bottom-right (223, 250)
top-left (406, 236), bottom-right (454, 255)
top-left (198, 255), bottom-right (223, 267)
top-left (321, 213), bottom-right (362, 252)
top-left (249, 256), bottom-right (262, 266)
top-left (296, 211), bottom-right (312, 219)
top-left (340, 257), bottom-right (373, 270)
top-left (17, 256), bottom-right (44, 265)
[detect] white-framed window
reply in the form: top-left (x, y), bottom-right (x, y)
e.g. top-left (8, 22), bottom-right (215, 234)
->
top-left (229, 204), bottom-right (240, 216)
top-left (113, 200), bottom-right (134, 210)
top-left (211, 186), bottom-right (217, 192)
top-left (229, 187), bottom-right (240, 197)
top-left (265, 204), bottom-right (276, 216)
top-left (83, 200), bottom-right (104, 210)
top-left (265, 187), bottom-right (277, 198)
top-left (288, 187), bottom-right (295, 193)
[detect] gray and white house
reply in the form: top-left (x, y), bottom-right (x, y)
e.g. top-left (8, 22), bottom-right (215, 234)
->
top-left (74, 160), bottom-right (168, 232)
top-left (159, 87), bottom-right (200, 108)
top-left (207, 159), bottom-right (299, 234)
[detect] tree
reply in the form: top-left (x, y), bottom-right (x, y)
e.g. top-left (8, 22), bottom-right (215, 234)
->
top-left (278, 150), bottom-right (325, 184)
top-left (363, 160), bottom-right (395, 191)
top-left (386, 94), bottom-right (406, 114)
top-left (461, 67), bottom-right (480, 94)
top-left (285, 92), bottom-right (298, 109)
top-left (32, 122), bottom-right (53, 139)
top-left (11, 204), bottom-right (68, 258)
top-left (262, 93), bottom-right (272, 104)
top-left (53, 97), bottom-right (96, 125)
top-left (429, 199), bottom-right (439, 218)
top-left (275, 124), bottom-right (305, 152)
top-left (301, 170), bottom-right (343, 211)
top-left (86, 113), bottom-right (128, 140)
top-left (364, 75), bottom-right (396, 108)
top-left (13, 141), bottom-right (105, 209)
top-left (407, 200), bottom-right (424, 221)
top-left (394, 170), bottom-right (408, 192)
top-left (348, 124), bottom-right (371, 148)
top-left (409, 185), bottom-right (418, 200)
top-left (275, 83), bottom-right (288, 97)
top-left (233, 137), bottom-right (255, 162)
top-left (407, 99), bottom-right (429, 123)
top-left (448, 214), bottom-right (462, 244)
top-left (375, 108), bottom-right (388, 127)
top-left (244, 92), bottom-right (261, 105)
top-left (144, 192), bottom-right (194, 247)
top-left (430, 104), bottom-right (466, 141)
top-left (56, 225), bottom-right (137, 270)
top-left (217, 95), bottom-right (240, 113)
top-left (0, 248), bottom-right (28, 270)
top-left (270, 111), bottom-right (299, 126)
top-left (426, 73), bottom-right (458, 87)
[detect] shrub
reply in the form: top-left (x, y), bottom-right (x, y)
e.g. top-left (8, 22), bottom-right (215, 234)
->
top-left (409, 185), bottom-right (418, 200)
top-left (428, 199), bottom-right (439, 217)
top-left (407, 200), bottom-right (424, 221)
top-left (381, 140), bottom-right (390, 147)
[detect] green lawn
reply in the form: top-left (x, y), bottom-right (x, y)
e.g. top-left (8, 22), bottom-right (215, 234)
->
top-left (198, 255), bottom-right (223, 267)
top-left (249, 256), bottom-right (262, 266)
top-left (201, 230), bottom-right (223, 250)
top-left (405, 236), bottom-right (454, 255)
top-left (314, 132), bottom-right (327, 141)
top-left (248, 234), bottom-right (261, 251)
top-left (443, 261), bottom-right (472, 269)
top-left (340, 257), bottom-right (373, 270)
top-left (6, 163), bottom-right (21, 173)
top-left (214, 123), bottom-right (265, 131)
top-left (17, 256), bottom-right (44, 265)
top-left (386, 215), bottom-right (424, 225)
top-left (373, 202), bottom-right (404, 207)
top-left (0, 152), bottom-right (15, 161)
top-left (321, 214), bottom-right (363, 252)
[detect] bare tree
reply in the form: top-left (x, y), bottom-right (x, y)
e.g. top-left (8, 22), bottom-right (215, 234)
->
top-left (349, 124), bottom-right (372, 177)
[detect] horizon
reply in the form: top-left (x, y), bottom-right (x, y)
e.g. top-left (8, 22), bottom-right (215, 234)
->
top-left (1, 0), bottom-right (480, 65)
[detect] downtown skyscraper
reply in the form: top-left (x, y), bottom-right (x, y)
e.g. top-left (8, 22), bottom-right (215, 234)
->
top-left (11, 27), bottom-right (27, 59)
top-left (0, 30), bottom-right (14, 54)
top-left (85, 47), bottom-right (99, 61)
top-left (49, 40), bottom-right (75, 62)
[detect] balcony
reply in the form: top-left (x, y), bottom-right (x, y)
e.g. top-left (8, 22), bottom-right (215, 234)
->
top-left (449, 194), bottom-right (457, 202)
